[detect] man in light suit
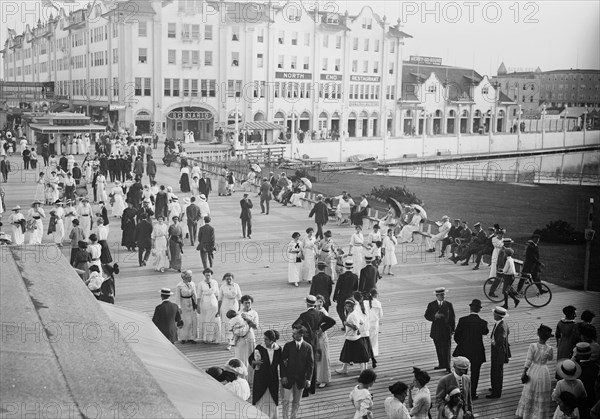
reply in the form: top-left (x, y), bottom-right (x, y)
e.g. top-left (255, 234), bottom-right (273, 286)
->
top-left (293, 296), bottom-right (336, 393)
top-left (487, 306), bottom-right (511, 399)
top-left (424, 287), bottom-right (456, 373)
top-left (436, 357), bottom-right (473, 417)
top-left (280, 325), bottom-right (314, 419)
top-left (453, 299), bottom-right (489, 399)
top-left (198, 172), bottom-right (212, 200)
top-left (197, 216), bottom-right (215, 270)
top-left (151, 288), bottom-right (182, 344)
top-left (240, 193), bottom-right (253, 239)
top-left (426, 215), bottom-right (451, 252)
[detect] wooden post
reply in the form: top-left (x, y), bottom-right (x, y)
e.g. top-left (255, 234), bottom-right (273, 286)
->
top-left (583, 198), bottom-right (595, 291)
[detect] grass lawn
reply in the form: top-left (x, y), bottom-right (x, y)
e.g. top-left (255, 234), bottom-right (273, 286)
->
top-left (308, 170), bottom-right (600, 291)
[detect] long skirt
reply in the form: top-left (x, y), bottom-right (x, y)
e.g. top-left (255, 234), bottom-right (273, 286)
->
top-left (64, 216), bottom-right (73, 237)
top-left (255, 389), bottom-right (278, 419)
top-left (515, 364), bottom-right (552, 419)
top-left (52, 219), bottom-right (64, 244)
top-left (153, 237), bottom-right (168, 270)
top-left (398, 225), bottom-right (419, 242)
top-left (218, 177), bottom-right (227, 195)
top-left (121, 224), bottom-right (136, 248)
top-left (235, 330), bottom-right (256, 383)
top-left (168, 239), bottom-right (182, 271)
top-left (11, 225), bottom-right (25, 245)
top-left (339, 338), bottom-right (370, 364)
top-left (288, 262), bottom-right (301, 284)
top-left (29, 219), bottom-right (44, 245)
top-left (112, 195), bottom-right (125, 217)
top-left (178, 300), bottom-right (198, 341)
top-left (301, 249), bottom-right (316, 282)
top-left (489, 248), bottom-right (500, 278)
top-left (180, 174), bottom-right (190, 193)
top-left (369, 323), bottom-right (380, 357)
top-left (80, 215), bottom-right (92, 239)
top-left (99, 240), bottom-right (113, 264)
top-left (316, 331), bottom-right (331, 384)
top-left (199, 295), bottom-right (220, 342)
top-left (220, 298), bottom-right (239, 342)
top-left (352, 247), bottom-right (365, 275)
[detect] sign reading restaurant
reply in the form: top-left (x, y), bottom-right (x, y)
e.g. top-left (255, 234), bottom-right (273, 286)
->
top-left (167, 110), bottom-right (213, 120)
top-left (409, 56), bottom-right (443, 66)
top-left (275, 72), bottom-right (313, 80)
top-left (350, 75), bottom-right (381, 83)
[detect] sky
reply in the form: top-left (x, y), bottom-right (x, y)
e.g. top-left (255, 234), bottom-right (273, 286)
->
top-left (1, 0), bottom-right (599, 78)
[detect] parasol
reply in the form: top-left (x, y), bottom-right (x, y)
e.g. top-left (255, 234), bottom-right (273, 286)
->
top-left (412, 204), bottom-right (427, 220)
top-left (386, 197), bottom-right (402, 217)
top-left (300, 178), bottom-right (312, 190)
top-left (251, 163), bottom-right (261, 173)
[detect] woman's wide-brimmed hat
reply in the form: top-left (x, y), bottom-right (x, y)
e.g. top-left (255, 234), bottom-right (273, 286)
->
top-left (31, 200), bottom-right (42, 206)
top-left (11, 205), bottom-right (21, 211)
top-left (199, 194), bottom-right (206, 201)
top-left (222, 359), bottom-right (248, 376)
top-left (556, 359), bottom-right (582, 380)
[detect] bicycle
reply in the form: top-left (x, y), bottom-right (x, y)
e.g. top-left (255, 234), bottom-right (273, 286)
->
top-left (483, 272), bottom-right (552, 308)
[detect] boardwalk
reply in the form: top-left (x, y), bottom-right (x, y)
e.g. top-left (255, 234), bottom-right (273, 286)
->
top-left (1, 149), bottom-right (598, 419)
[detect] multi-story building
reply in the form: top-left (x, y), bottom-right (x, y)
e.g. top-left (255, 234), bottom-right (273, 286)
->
top-left (1, 0), bottom-right (413, 141)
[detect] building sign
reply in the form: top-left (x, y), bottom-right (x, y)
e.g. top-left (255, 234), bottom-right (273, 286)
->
top-left (349, 101), bottom-right (379, 107)
top-left (409, 56), bottom-right (442, 66)
top-left (275, 72), bottom-right (313, 80)
top-left (320, 74), bottom-right (342, 81)
top-left (109, 104), bottom-right (126, 111)
top-left (135, 112), bottom-right (152, 121)
top-left (166, 110), bottom-right (213, 120)
top-left (350, 75), bottom-right (381, 83)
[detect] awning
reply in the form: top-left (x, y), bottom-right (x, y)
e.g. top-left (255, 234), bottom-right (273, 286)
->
top-left (227, 121), bottom-right (284, 130)
top-left (29, 123), bottom-right (107, 133)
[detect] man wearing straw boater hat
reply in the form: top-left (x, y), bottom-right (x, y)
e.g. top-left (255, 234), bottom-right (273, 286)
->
top-left (151, 288), bottom-right (182, 344)
top-left (333, 259), bottom-right (358, 328)
top-left (424, 287), bottom-right (456, 373)
top-left (487, 306), bottom-right (511, 399)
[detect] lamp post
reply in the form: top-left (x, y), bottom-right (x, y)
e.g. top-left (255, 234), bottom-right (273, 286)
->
top-left (583, 198), bottom-right (595, 291)
top-left (517, 104), bottom-right (523, 151)
top-left (541, 104), bottom-right (547, 149)
top-left (563, 105), bottom-right (568, 147)
top-left (421, 110), bottom-right (427, 157)
top-left (457, 105), bottom-right (461, 155)
top-left (583, 106), bottom-right (588, 145)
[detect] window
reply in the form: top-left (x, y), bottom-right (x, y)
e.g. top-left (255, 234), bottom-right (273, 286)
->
top-left (323, 35), bottom-right (329, 48)
top-left (204, 51), bottom-right (212, 66)
top-left (278, 55), bottom-right (284, 69)
top-left (363, 61), bottom-right (368, 73)
top-left (144, 78), bottom-right (151, 96)
top-left (335, 58), bottom-right (340, 71)
top-left (183, 24), bottom-right (190, 40)
top-left (303, 56), bottom-right (309, 70)
top-left (362, 18), bottom-right (372, 29)
top-left (168, 23), bottom-right (176, 38)
top-left (389, 62), bottom-right (394, 74)
top-left (291, 56), bottom-right (297, 70)
top-left (138, 48), bottom-right (147, 63)
top-left (205, 25), bottom-right (213, 40)
top-left (481, 87), bottom-right (489, 94)
top-left (364, 39), bottom-right (369, 51)
top-left (192, 50), bottom-right (199, 65)
top-left (390, 42), bottom-right (395, 53)
top-left (257, 53), bottom-right (263, 68)
top-left (192, 24), bottom-right (200, 39)
top-left (231, 52), bottom-right (239, 67)
top-left (292, 32), bottom-right (298, 45)
top-left (183, 79), bottom-right (190, 96)
top-left (375, 40), bottom-right (379, 52)
top-left (278, 31), bottom-right (284, 44)
top-left (191, 79), bottom-right (198, 97)
top-left (135, 77), bottom-right (142, 96)
top-left (360, 85), bottom-right (365, 99)
top-left (322, 58), bottom-right (328, 71)
top-left (113, 77), bottom-right (119, 98)
top-left (164, 78), bottom-right (171, 96)
top-left (113, 49), bottom-right (118, 64)
top-left (336, 35), bottom-right (341, 49)
top-left (257, 29), bottom-right (264, 43)
top-left (530, 96), bottom-right (534, 103)
top-left (138, 21), bottom-right (147, 37)
top-left (522, 95), bottom-right (526, 102)
top-left (208, 80), bottom-right (216, 97)
top-left (352, 60), bottom-right (358, 72)
top-left (172, 79), bottom-right (180, 96)
top-left (182, 50), bottom-right (190, 65)
top-left (304, 33), bottom-right (310, 46)
top-left (201, 79), bottom-right (208, 97)
top-left (232, 26), bottom-right (239, 41)
top-left (373, 61), bottom-right (379, 74)
top-left (353, 38), bottom-right (358, 50)
top-left (168, 49), bottom-right (176, 64)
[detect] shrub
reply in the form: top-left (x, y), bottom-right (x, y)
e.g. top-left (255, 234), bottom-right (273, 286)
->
top-left (539, 220), bottom-right (585, 244)
top-left (369, 185), bottom-right (423, 206)
top-left (291, 169), bottom-right (316, 184)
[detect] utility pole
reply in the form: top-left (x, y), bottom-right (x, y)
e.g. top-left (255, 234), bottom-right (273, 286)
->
top-left (583, 198), bottom-right (595, 291)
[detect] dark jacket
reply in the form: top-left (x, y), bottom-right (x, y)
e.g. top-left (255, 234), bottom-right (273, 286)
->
top-left (197, 224), bottom-right (215, 251)
top-left (146, 159), bottom-right (157, 176)
top-left (280, 340), bottom-right (314, 390)
top-left (198, 177), bottom-right (212, 197)
top-left (522, 241), bottom-right (541, 274)
top-left (240, 198), bottom-right (253, 220)
top-left (453, 313), bottom-right (489, 365)
top-left (309, 272), bottom-right (334, 307)
top-left (491, 319), bottom-right (511, 363)
top-left (249, 344), bottom-right (282, 405)
top-left (186, 203), bottom-right (201, 223)
top-left (424, 299), bottom-right (456, 340)
top-left (358, 264), bottom-right (378, 294)
top-left (134, 220), bottom-right (153, 248)
top-left (309, 201), bottom-right (329, 225)
top-left (333, 271), bottom-right (359, 303)
top-left (152, 299), bottom-right (181, 343)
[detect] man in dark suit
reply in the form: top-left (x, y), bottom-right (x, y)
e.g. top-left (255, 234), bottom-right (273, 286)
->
top-left (487, 306), bottom-right (510, 399)
top-left (186, 197), bottom-right (201, 246)
top-left (358, 256), bottom-right (378, 296)
top-left (517, 233), bottom-right (545, 293)
top-left (197, 216), bottom-right (215, 270)
top-left (435, 357), bottom-right (473, 417)
top-left (240, 193), bottom-right (253, 239)
top-left (97, 202), bottom-right (109, 226)
top-left (457, 222), bottom-right (487, 266)
top-left (198, 172), bottom-right (212, 200)
top-left (1, 156), bottom-right (10, 182)
top-left (107, 155), bottom-right (117, 182)
top-left (424, 287), bottom-right (456, 373)
top-left (117, 154), bottom-right (127, 181)
top-left (308, 194), bottom-right (329, 240)
top-left (259, 178), bottom-right (273, 214)
top-left (59, 154), bottom-right (68, 172)
top-left (453, 299), bottom-right (489, 399)
top-left (151, 288), bottom-right (182, 344)
top-left (280, 325), bottom-right (314, 419)
top-left (146, 156), bottom-right (157, 183)
top-left (91, 169), bottom-right (99, 202)
top-left (333, 260), bottom-right (358, 326)
top-left (309, 262), bottom-right (334, 310)
top-left (134, 213), bottom-right (153, 267)
top-left (293, 296), bottom-right (336, 394)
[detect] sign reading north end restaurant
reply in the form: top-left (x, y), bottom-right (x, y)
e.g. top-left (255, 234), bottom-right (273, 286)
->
top-left (275, 72), bottom-right (313, 80)
top-left (167, 110), bottom-right (213, 120)
top-left (409, 56), bottom-right (442, 66)
top-left (320, 74), bottom-right (342, 81)
top-left (350, 75), bottom-right (381, 83)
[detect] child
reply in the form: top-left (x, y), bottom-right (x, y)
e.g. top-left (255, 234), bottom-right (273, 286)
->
top-left (442, 388), bottom-right (465, 419)
top-left (349, 369), bottom-right (377, 419)
top-left (381, 229), bottom-right (398, 275)
top-left (552, 360), bottom-right (587, 419)
top-left (226, 309), bottom-right (249, 352)
top-left (226, 171), bottom-right (235, 195)
top-left (501, 247), bottom-right (520, 309)
top-left (555, 391), bottom-right (580, 418)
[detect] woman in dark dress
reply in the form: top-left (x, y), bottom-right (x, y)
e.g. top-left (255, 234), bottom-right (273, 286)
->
top-left (121, 200), bottom-right (137, 251)
top-left (154, 185), bottom-right (169, 220)
top-left (179, 165), bottom-right (191, 193)
top-left (168, 216), bottom-right (183, 272)
top-left (73, 240), bottom-right (91, 280)
top-left (249, 329), bottom-right (282, 419)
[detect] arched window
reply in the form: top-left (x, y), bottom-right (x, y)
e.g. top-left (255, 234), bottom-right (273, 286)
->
top-left (448, 109), bottom-right (456, 118)
top-left (359, 111), bottom-right (369, 118)
top-left (348, 111), bottom-right (357, 119)
top-left (434, 110), bottom-right (442, 117)
top-left (253, 112), bottom-right (265, 121)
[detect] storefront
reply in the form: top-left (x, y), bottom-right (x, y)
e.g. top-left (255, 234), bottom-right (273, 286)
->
top-left (26, 112), bottom-right (106, 153)
top-left (135, 110), bottom-right (152, 134)
top-left (166, 106), bottom-right (215, 141)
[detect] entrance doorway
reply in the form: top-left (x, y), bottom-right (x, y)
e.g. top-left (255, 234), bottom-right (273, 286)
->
top-left (166, 106), bottom-right (214, 141)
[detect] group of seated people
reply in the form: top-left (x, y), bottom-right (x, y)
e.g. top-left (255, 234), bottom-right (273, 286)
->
top-left (323, 191), bottom-right (370, 226)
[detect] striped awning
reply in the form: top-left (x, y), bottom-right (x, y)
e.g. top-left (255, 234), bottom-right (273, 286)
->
top-left (227, 121), bottom-right (284, 131)
top-left (29, 124), bottom-right (107, 133)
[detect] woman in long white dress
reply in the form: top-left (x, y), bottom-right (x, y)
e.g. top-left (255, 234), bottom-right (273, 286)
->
top-left (289, 183), bottom-right (307, 207)
top-left (315, 295), bottom-right (332, 388)
top-left (87, 234), bottom-right (102, 272)
top-left (239, 295), bottom-right (259, 382)
top-left (9, 206), bottom-right (26, 245)
top-left (301, 228), bottom-right (317, 282)
top-left (96, 173), bottom-right (108, 203)
top-left (382, 229), bottom-right (398, 275)
top-left (349, 225), bottom-right (366, 275)
top-left (151, 216), bottom-right (169, 272)
top-left (76, 198), bottom-right (93, 238)
top-left (63, 200), bottom-right (76, 237)
top-left (110, 181), bottom-right (125, 217)
top-left (368, 290), bottom-right (383, 358)
top-left (218, 273), bottom-right (242, 344)
top-left (398, 207), bottom-right (423, 243)
top-left (27, 201), bottom-right (46, 245)
top-left (51, 201), bottom-right (65, 245)
top-left (197, 268), bottom-right (220, 343)
top-left (287, 232), bottom-right (303, 287)
top-left (76, 137), bottom-right (83, 155)
top-left (379, 205), bottom-right (398, 237)
top-left (67, 155), bottom-right (75, 172)
top-left (176, 270), bottom-right (199, 344)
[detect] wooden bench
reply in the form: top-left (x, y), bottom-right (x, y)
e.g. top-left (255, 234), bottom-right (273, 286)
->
top-left (412, 220), bottom-right (438, 244)
top-left (437, 149), bottom-right (451, 156)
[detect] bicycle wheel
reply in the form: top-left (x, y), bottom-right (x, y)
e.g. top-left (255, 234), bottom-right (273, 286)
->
top-left (524, 282), bottom-right (552, 308)
top-left (483, 277), bottom-right (505, 303)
